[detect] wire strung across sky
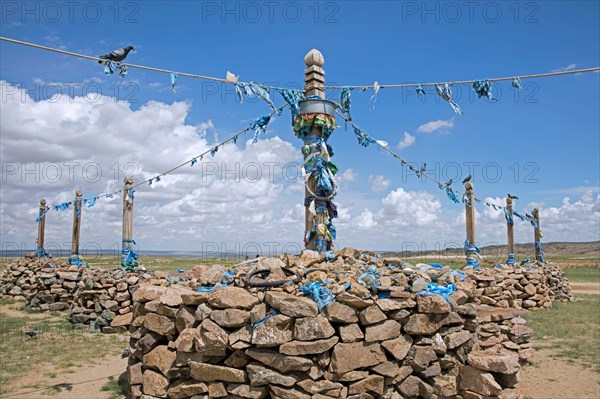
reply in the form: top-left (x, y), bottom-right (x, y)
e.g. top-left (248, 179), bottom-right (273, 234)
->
top-left (2, 36), bottom-right (599, 95)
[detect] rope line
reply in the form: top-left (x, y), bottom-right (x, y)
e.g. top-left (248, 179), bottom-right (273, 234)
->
top-left (0, 36), bottom-right (280, 89)
top-left (3, 36), bottom-right (598, 94)
top-left (322, 67), bottom-right (600, 90)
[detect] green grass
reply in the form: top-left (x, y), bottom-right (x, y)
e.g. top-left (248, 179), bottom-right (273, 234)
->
top-left (0, 310), bottom-right (127, 396)
top-left (525, 294), bottom-right (600, 373)
top-left (564, 267), bottom-right (600, 283)
top-left (101, 376), bottom-right (125, 399)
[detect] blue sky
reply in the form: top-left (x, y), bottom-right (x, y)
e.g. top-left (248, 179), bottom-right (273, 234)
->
top-left (1, 1), bottom-right (599, 254)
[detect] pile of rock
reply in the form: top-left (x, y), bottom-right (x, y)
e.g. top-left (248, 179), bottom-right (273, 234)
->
top-left (465, 264), bottom-right (554, 310)
top-left (542, 262), bottom-right (573, 302)
top-left (0, 254), bottom-right (154, 333)
top-left (126, 279), bottom-right (526, 399)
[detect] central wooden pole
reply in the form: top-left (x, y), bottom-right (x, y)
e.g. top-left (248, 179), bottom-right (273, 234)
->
top-left (36, 199), bottom-right (47, 256)
top-left (506, 197), bottom-right (515, 264)
top-left (70, 190), bottom-right (83, 257)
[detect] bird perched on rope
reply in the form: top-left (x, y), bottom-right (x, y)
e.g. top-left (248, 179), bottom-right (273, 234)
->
top-left (462, 175), bottom-right (472, 184)
top-left (98, 46), bottom-right (134, 64)
top-left (25, 328), bottom-right (39, 338)
top-left (441, 179), bottom-right (453, 188)
top-left (418, 163), bottom-right (427, 177)
top-left (507, 194), bottom-right (519, 200)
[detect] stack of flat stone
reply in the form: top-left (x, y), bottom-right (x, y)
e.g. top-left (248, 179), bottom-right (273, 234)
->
top-left (542, 262), bottom-right (573, 302)
top-left (0, 254), bottom-right (154, 333)
top-left (125, 278), bottom-right (526, 399)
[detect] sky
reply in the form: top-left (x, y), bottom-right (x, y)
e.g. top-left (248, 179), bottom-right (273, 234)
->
top-left (1, 1), bottom-right (599, 256)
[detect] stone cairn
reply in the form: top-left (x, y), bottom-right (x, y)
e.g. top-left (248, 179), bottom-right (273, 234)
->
top-left (0, 253), bottom-right (154, 333)
top-left (123, 248), bottom-right (572, 399)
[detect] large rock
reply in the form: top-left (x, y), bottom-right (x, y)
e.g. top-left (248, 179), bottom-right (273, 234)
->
top-left (265, 291), bottom-right (318, 317)
top-left (159, 288), bottom-right (183, 307)
top-left (189, 362), bottom-right (247, 383)
top-left (226, 383), bottom-right (267, 399)
top-left (142, 369), bottom-right (169, 397)
top-left (329, 342), bottom-right (387, 374)
top-left (297, 379), bottom-right (343, 394)
top-left (364, 320), bottom-right (401, 342)
top-left (279, 336), bottom-right (339, 356)
top-left (210, 308), bottom-right (251, 329)
top-left (348, 375), bottom-right (384, 396)
top-left (459, 365), bottom-right (502, 396)
top-left (246, 363), bottom-right (297, 387)
top-left (245, 348), bottom-right (313, 373)
top-left (110, 312), bottom-right (133, 327)
top-left (270, 386), bottom-right (311, 399)
top-left (143, 345), bottom-right (176, 376)
top-left (444, 330), bottom-right (471, 349)
top-left (208, 287), bottom-right (260, 309)
top-left (375, 298), bottom-right (416, 312)
top-left (432, 375), bottom-right (457, 397)
top-left (133, 285), bottom-right (167, 303)
top-left (407, 346), bottom-right (437, 372)
top-left (144, 313), bottom-right (177, 336)
top-left (167, 380), bottom-right (209, 399)
top-left (293, 315), bottom-right (335, 341)
top-left (324, 302), bottom-right (359, 323)
top-left (339, 324), bottom-right (364, 343)
top-left (252, 314), bottom-right (293, 347)
top-left (335, 292), bottom-right (373, 309)
top-left (381, 334), bottom-right (413, 361)
top-left (174, 328), bottom-right (200, 352)
top-left (417, 295), bottom-right (451, 314)
top-left (196, 319), bottom-right (229, 356)
top-left (468, 350), bottom-right (520, 374)
top-left (359, 305), bottom-right (387, 325)
top-left (403, 312), bottom-right (462, 335)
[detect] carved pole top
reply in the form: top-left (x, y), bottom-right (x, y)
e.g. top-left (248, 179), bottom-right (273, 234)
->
top-left (533, 208), bottom-right (539, 215)
top-left (464, 182), bottom-right (473, 191)
top-left (506, 197), bottom-right (512, 205)
top-left (40, 199), bottom-right (46, 205)
top-left (75, 189), bottom-right (83, 198)
top-left (304, 49), bottom-right (324, 67)
top-left (124, 176), bottom-right (134, 185)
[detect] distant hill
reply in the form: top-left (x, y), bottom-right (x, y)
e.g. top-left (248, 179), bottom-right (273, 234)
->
top-left (382, 241), bottom-right (600, 259)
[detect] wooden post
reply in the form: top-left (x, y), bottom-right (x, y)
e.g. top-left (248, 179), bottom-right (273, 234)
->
top-left (303, 49), bottom-right (327, 251)
top-left (533, 207), bottom-right (541, 261)
top-left (464, 183), bottom-right (476, 244)
top-left (506, 197), bottom-right (515, 264)
top-left (122, 176), bottom-right (134, 258)
top-left (36, 199), bottom-right (46, 256)
top-left (70, 190), bottom-right (82, 257)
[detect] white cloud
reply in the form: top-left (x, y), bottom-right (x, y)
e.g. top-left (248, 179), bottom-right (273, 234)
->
top-left (369, 175), bottom-right (391, 193)
top-left (397, 132), bottom-right (416, 150)
top-left (417, 118), bottom-right (454, 134)
top-left (337, 169), bottom-right (358, 184)
top-left (356, 209), bottom-right (378, 229)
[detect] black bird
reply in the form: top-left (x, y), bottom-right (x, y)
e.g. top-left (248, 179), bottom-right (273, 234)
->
top-left (98, 46), bottom-right (134, 64)
top-left (419, 163), bottom-right (427, 176)
top-left (507, 194), bottom-right (519, 200)
top-left (121, 347), bottom-right (130, 358)
top-left (25, 328), bottom-right (39, 338)
top-left (462, 175), bottom-right (472, 184)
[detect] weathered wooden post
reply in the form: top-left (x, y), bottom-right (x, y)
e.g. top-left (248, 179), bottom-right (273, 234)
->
top-left (533, 208), bottom-right (544, 263)
top-left (506, 197), bottom-right (516, 265)
top-left (121, 176), bottom-right (138, 268)
top-left (36, 199), bottom-right (47, 257)
top-left (69, 190), bottom-right (83, 264)
top-left (464, 182), bottom-right (480, 267)
top-left (296, 49), bottom-right (338, 254)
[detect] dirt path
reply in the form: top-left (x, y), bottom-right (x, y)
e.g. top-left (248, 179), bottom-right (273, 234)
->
top-left (571, 282), bottom-right (600, 294)
top-left (2, 355), bottom-right (126, 399)
top-left (518, 345), bottom-right (600, 399)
